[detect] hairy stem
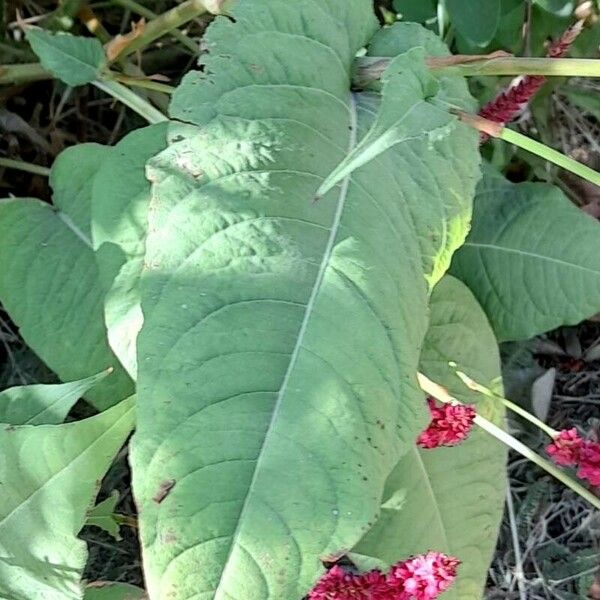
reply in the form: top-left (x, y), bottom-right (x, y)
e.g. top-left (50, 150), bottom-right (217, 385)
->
top-left (418, 373), bottom-right (600, 511)
top-left (353, 56), bottom-right (600, 87)
top-left (112, 0), bottom-right (199, 53)
top-left (0, 158), bottom-right (51, 177)
top-left (92, 78), bottom-right (168, 123)
top-left (110, 0), bottom-right (221, 61)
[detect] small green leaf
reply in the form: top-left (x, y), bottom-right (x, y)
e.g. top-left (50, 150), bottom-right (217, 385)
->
top-left (446, 0), bottom-right (501, 46)
top-left (84, 582), bottom-right (147, 600)
top-left (316, 47), bottom-right (456, 198)
top-left (0, 369), bottom-right (110, 425)
top-left (26, 29), bottom-right (105, 86)
top-left (86, 490), bottom-right (122, 540)
top-left (0, 396), bottom-right (135, 600)
top-left (451, 170), bottom-right (600, 341)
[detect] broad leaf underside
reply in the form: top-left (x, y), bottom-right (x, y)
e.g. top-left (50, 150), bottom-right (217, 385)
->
top-left (132, 3), bottom-right (480, 599)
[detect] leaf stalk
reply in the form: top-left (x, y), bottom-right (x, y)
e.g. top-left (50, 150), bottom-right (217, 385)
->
top-left (417, 373), bottom-right (600, 511)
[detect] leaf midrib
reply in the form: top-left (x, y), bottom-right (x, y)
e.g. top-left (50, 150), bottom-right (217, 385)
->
top-left (213, 93), bottom-right (359, 598)
top-left (464, 242), bottom-right (600, 276)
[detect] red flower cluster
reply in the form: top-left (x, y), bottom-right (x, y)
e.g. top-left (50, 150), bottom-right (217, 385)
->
top-left (478, 21), bottom-right (583, 139)
top-left (417, 398), bottom-right (476, 449)
top-left (308, 552), bottom-right (460, 600)
top-left (546, 428), bottom-right (600, 487)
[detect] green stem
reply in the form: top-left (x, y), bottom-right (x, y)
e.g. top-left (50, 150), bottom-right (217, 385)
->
top-left (0, 158), bottom-right (51, 177)
top-left (418, 373), bottom-right (600, 510)
top-left (112, 0), bottom-right (199, 53)
top-left (92, 79), bottom-right (168, 123)
top-left (110, 72), bottom-right (175, 94)
top-left (501, 127), bottom-right (600, 188)
top-left (437, 56), bottom-right (600, 77)
top-left (111, 0), bottom-right (219, 61)
top-left (0, 63), bottom-right (51, 85)
top-left (353, 56), bottom-right (600, 87)
top-left (472, 414), bottom-right (600, 510)
top-left (453, 369), bottom-right (558, 438)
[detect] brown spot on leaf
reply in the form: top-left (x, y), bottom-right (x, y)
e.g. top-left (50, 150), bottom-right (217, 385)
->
top-left (153, 479), bottom-right (176, 504)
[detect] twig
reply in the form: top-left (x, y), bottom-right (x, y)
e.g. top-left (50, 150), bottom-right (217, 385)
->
top-left (506, 485), bottom-right (528, 600)
top-left (0, 157), bottom-right (51, 176)
top-left (112, 0), bottom-right (198, 53)
top-left (109, 72), bottom-right (175, 94)
top-left (109, 0), bottom-right (224, 61)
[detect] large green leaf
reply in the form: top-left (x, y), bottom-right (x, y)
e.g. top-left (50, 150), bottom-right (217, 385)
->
top-left (451, 170), bottom-right (600, 342)
top-left (446, 0), bottom-right (501, 46)
top-left (352, 275), bottom-right (507, 600)
top-left (0, 370), bottom-right (110, 425)
top-left (26, 29), bottom-right (106, 86)
top-left (0, 396), bottom-right (135, 600)
top-left (132, 7), bottom-right (479, 599)
top-left (0, 146), bottom-right (134, 410)
top-left (91, 124), bottom-right (168, 378)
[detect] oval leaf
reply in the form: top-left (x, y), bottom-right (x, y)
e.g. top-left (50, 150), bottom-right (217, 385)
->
top-left (451, 170), bottom-right (600, 341)
top-left (26, 29), bottom-right (106, 86)
top-left (132, 7), bottom-right (479, 599)
top-left (0, 145), bottom-right (134, 410)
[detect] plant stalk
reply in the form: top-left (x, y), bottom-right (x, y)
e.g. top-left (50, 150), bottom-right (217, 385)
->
top-left (110, 0), bottom-right (221, 61)
top-left (458, 112), bottom-right (600, 188)
top-left (0, 63), bottom-right (52, 85)
top-left (502, 127), bottom-right (600, 188)
top-left (0, 158), bottom-right (51, 177)
top-left (112, 0), bottom-right (199, 53)
top-left (353, 56), bottom-right (600, 87)
top-left (453, 369), bottom-right (558, 438)
top-left (418, 373), bottom-right (600, 510)
top-left (110, 72), bottom-right (175, 94)
top-left (92, 78), bottom-right (168, 123)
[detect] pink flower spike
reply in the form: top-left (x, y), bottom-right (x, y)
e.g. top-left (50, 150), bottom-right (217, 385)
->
top-left (308, 565), bottom-right (388, 600)
top-left (577, 441), bottom-right (600, 487)
top-left (387, 552), bottom-right (460, 600)
top-left (546, 428), bottom-right (584, 467)
top-left (417, 398), bottom-right (476, 449)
